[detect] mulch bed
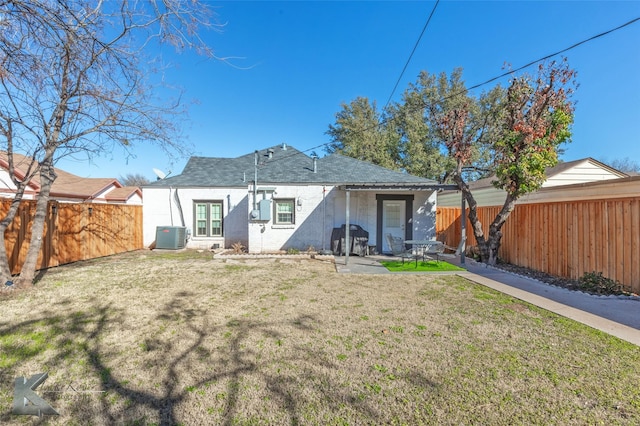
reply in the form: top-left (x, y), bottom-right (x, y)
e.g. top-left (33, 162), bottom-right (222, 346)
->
top-left (493, 262), bottom-right (638, 297)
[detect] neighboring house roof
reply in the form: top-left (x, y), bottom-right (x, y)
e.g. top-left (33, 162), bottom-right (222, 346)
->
top-left (0, 152), bottom-right (141, 202)
top-left (438, 157), bottom-right (630, 207)
top-left (105, 186), bottom-right (143, 202)
top-left (49, 169), bottom-right (120, 200)
top-left (466, 157), bottom-right (628, 191)
top-left (146, 145), bottom-right (437, 187)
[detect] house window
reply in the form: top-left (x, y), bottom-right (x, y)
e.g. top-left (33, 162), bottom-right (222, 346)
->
top-left (274, 199), bottom-right (295, 224)
top-left (194, 201), bottom-right (223, 237)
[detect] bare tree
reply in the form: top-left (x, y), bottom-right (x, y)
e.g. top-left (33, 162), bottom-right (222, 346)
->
top-left (0, 0), bottom-right (221, 286)
top-left (601, 157), bottom-right (640, 174)
top-left (120, 173), bottom-right (151, 187)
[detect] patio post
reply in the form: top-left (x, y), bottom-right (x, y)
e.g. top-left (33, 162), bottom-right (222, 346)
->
top-left (345, 190), bottom-right (350, 265)
top-left (461, 193), bottom-right (466, 264)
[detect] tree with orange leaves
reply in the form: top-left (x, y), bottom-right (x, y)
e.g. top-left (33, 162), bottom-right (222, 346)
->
top-left (432, 60), bottom-right (576, 264)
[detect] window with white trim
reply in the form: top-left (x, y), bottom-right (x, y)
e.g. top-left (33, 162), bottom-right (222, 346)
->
top-left (274, 199), bottom-right (295, 225)
top-left (194, 201), bottom-right (223, 237)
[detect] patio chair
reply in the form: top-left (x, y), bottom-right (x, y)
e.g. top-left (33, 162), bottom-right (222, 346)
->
top-left (423, 242), bottom-right (445, 264)
top-left (385, 234), bottom-right (415, 264)
top-left (441, 238), bottom-right (466, 258)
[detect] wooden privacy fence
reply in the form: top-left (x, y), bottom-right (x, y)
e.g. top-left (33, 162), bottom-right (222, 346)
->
top-left (437, 198), bottom-right (640, 294)
top-left (2, 199), bottom-right (143, 275)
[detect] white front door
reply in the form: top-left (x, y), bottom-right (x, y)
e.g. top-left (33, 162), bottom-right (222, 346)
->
top-left (382, 200), bottom-right (405, 253)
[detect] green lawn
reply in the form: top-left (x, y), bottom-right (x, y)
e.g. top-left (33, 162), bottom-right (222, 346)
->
top-left (1, 251), bottom-right (639, 425)
top-left (380, 259), bottom-right (466, 272)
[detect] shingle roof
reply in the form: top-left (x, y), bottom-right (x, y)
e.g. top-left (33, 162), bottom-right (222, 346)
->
top-left (0, 152), bottom-right (125, 200)
top-left (104, 186), bottom-right (142, 202)
top-left (146, 145), bottom-right (436, 187)
top-left (49, 169), bottom-right (120, 199)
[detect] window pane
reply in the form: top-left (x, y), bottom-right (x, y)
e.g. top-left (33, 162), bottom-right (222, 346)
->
top-left (211, 220), bottom-right (221, 236)
top-left (194, 202), bottom-right (223, 237)
top-left (210, 203), bottom-right (221, 220)
top-left (385, 203), bottom-right (401, 228)
top-left (276, 200), bottom-right (294, 224)
top-left (196, 220), bottom-right (207, 236)
top-left (210, 203), bottom-right (222, 236)
top-left (196, 204), bottom-right (207, 236)
top-left (196, 204), bottom-right (207, 220)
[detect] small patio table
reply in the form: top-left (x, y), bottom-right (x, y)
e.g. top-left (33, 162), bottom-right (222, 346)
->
top-left (404, 240), bottom-right (444, 267)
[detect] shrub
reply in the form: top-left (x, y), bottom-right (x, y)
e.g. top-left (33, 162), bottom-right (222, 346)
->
top-left (577, 271), bottom-right (624, 295)
top-left (231, 242), bottom-right (245, 254)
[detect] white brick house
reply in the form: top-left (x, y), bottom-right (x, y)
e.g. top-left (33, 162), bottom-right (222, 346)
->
top-left (142, 144), bottom-right (445, 254)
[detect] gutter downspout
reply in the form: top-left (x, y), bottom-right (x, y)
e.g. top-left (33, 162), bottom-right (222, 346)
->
top-left (253, 150), bottom-right (258, 211)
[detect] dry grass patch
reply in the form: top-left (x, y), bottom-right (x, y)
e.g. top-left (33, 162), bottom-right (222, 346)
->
top-left (1, 250), bottom-right (639, 425)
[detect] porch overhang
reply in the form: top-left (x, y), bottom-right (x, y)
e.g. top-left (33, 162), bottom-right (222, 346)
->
top-left (338, 182), bottom-right (466, 267)
top-left (338, 183), bottom-right (458, 192)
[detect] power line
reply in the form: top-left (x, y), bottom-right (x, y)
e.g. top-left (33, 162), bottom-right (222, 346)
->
top-left (267, 15), bottom-right (640, 164)
top-left (464, 16), bottom-right (640, 93)
top-left (384, 0), bottom-right (440, 109)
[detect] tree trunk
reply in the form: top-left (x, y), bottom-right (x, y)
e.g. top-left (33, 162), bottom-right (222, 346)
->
top-left (484, 194), bottom-right (518, 265)
top-left (0, 193), bottom-right (27, 283)
top-left (16, 159), bottom-right (56, 286)
top-left (454, 174), bottom-right (491, 263)
top-left (454, 175), bottom-right (520, 265)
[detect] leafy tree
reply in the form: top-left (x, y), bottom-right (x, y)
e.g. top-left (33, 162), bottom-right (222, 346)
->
top-left (429, 60), bottom-right (575, 264)
top-left (0, 0), bottom-right (219, 286)
top-left (394, 68), bottom-right (501, 183)
top-left (327, 61), bottom-right (575, 265)
top-left (386, 76), bottom-right (453, 182)
top-left (120, 173), bottom-right (151, 187)
top-left (325, 97), bottom-right (401, 170)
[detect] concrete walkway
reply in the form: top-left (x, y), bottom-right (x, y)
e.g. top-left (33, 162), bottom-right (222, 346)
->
top-left (334, 254), bottom-right (640, 346)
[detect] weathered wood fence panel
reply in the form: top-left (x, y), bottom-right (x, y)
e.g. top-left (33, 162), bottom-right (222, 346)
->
top-left (436, 198), bottom-right (640, 294)
top-left (1, 200), bottom-right (143, 274)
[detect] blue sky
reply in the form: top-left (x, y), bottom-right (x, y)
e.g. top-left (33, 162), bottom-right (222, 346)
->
top-left (58, 1), bottom-right (640, 180)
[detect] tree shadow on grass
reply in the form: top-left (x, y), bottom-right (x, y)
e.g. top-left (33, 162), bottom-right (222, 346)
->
top-left (1, 293), bottom-right (438, 425)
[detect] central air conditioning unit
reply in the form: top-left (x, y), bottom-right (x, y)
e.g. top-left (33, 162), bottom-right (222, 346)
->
top-left (155, 226), bottom-right (187, 249)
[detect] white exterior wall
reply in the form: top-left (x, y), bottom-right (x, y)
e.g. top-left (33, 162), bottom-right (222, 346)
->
top-left (143, 186), bottom-right (249, 249)
top-left (544, 161), bottom-right (625, 187)
top-left (144, 184), bottom-right (439, 253)
top-left (0, 169), bottom-right (18, 191)
top-left (248, 185), bottom-right (333, 253)
top-left (518, 176), bottom-right (640, 203)
top-left (124, 193), bottom-right (143, 205)
top-left (0, 169), bottom-right (36, 199)
top-left (330, 190), bottom-right (376, 240)
top-left (411, 190), bottom-right (438, 240)
top-left (437, 188), bottom-right (506, 208)
top-left (248, 187), bottom-right (437, 253)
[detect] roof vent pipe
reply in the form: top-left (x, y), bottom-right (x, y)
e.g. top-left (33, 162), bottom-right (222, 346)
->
top-left (281, 142), bottom-right (287, 151)
top-left (312, 155), bottom-right (318, 173)
top-left (267, 148), bottom-right (274, 159)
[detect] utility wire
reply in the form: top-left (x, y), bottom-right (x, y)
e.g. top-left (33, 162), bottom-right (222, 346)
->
top-left (463, 16), bottom-right (640, 93)
top-left (384, 0), bottom-right (440, 109)
top-left (265, 16), bottom-right (640, 165)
